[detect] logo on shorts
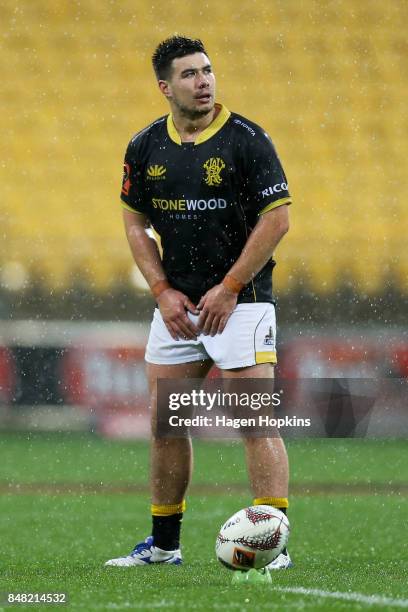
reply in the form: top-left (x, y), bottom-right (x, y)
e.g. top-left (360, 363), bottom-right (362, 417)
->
top-left (147, 164), bottom-right (166, 180)
top-left (203, 157), bottom-right (225, 186)
top-left (263, 327), bottom-right (274, 346)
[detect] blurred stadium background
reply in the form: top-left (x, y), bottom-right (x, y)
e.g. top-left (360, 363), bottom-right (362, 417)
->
top-left (0, 0), bottom-right (407, 434)
top-left (1, 5), bottom-right (408, 610)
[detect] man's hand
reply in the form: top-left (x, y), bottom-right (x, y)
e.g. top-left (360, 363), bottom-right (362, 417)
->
top-left (197, 284), bottom-right (238, 336)
top-left (157, 289), bottom-right (199, 340)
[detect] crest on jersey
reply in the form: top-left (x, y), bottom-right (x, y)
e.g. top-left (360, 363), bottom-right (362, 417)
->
top-left (203, 157), bottom-right (225, 186)
top-left (147, 164), bottom-right (166, 180)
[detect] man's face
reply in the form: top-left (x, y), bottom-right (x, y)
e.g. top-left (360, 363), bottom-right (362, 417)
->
top-left (160, 52), bottom-right (216, 119)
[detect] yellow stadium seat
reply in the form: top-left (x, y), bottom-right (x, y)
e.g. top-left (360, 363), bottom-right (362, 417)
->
top-left (1, 0), bottom-right (406, 295)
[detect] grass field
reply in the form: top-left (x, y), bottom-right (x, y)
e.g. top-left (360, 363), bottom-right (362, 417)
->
top-left (1, 434), bottom-right (407, 611)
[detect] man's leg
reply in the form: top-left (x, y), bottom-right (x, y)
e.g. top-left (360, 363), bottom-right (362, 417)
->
top-left (147, 360), bottom-right (213, 555)
top-left (105, 359), bottom-right (212, 567)
top-left (221, 362), bottom-right (292, 568)
top-left (148, 360), bottom-right (212, 506)
top-left (221, 362), bottom-right (289, 499)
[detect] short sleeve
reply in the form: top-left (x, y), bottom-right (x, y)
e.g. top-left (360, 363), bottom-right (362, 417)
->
top-left (120, 141), bottom-right (146, 215)
top-left (242, 131), bottom-right (291, 215)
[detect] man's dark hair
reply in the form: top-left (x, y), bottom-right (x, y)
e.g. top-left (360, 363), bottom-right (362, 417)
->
top-left (152, 36), bottom-right (208, 80)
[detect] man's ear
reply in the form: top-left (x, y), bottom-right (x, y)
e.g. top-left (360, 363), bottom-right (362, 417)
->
top-left (158, 80), bottom-right (171, 98)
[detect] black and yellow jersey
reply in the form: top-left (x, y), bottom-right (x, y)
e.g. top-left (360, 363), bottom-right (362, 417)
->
top-left (120, 103), bottom-right (291, 304)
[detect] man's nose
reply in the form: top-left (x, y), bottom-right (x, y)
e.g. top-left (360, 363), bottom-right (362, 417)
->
top-left (197, 73), bottom-right (209, 88)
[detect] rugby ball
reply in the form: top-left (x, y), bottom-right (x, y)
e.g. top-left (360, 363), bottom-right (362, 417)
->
top-left (215, 505), bottom-right (290, 570)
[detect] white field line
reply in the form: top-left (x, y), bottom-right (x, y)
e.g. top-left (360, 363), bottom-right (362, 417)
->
top-left (61, 587), bottom-right (408, 611)
top-left (273, 586), bottom-right (408, 608)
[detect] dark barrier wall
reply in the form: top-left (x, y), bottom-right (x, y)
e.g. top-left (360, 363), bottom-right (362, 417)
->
top-left (11, 347), bottom-right (66, 405)
top-left (2, 338), bottom-right (408, 407)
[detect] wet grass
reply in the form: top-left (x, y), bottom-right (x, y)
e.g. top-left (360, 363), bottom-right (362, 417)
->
top-left (0, 435), bottom-right (407, 611)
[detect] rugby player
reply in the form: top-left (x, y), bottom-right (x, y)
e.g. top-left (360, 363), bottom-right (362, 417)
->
top-left (105, 36), bottom-right (292, 569)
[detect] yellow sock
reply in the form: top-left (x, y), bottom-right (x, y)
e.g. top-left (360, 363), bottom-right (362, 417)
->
top-left (151, 500), bottom-right (186, 516)
top-left (253, 496), bottom-right (289, 509)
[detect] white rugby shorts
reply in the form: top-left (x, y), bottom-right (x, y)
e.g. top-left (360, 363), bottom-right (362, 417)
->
top-left (145, 303), bottom-right (277, 369)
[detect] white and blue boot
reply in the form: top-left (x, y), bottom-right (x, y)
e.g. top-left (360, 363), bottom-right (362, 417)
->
top-left (105, 536), bottom-right (182, 567)
top-left (266, 550), bottom-right (294, 570)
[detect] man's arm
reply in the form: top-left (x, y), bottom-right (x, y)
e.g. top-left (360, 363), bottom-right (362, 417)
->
top-left (197, 204), bottom-right (289, 335)
top-left (123, 209), bottom-right (199, 340)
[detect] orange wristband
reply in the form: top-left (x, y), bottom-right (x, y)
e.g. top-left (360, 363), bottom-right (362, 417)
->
top-left (222, 274), bottom-right (244, 294)
top-left (151, 279), bottom-right (171, 299)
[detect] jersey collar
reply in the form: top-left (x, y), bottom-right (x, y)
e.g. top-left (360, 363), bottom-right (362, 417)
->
top-left (166, 103), bottom-right (231, 146)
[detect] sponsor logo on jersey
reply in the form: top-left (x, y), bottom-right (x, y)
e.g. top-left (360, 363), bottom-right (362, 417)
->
top-left (233, 118), bottom-right (256, 136)
top-left (147, 164), bottom-right (166, 180)
top-left (152, 198), bottom-right (227, 211)
top-left (261, 183), bottom-right (288, 198)
top-left (121, 162), bottom-right (131, 196)
top-left (203, 157), bottom-right (226, 186)
top-left (263, 326), bottom-right (274, 346)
